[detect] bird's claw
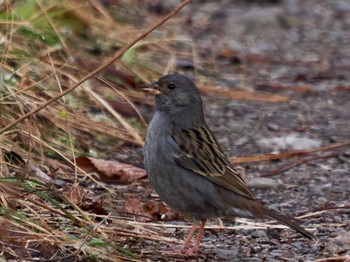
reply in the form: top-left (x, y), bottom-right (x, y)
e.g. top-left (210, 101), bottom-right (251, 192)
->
top-left (180, 244), bottom-right (200, 256)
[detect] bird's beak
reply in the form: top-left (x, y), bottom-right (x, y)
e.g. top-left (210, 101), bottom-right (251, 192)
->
top-left (142, 80), bottom-right (161, 96)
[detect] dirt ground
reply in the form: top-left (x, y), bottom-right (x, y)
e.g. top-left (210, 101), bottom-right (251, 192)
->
top-left (112, 1), bottom-right (350, 261)
top-left (2, 1), bottom-right (350, 261)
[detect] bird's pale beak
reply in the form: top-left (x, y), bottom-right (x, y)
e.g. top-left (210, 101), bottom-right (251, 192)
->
top-left (142, 80), bottom-right (161, 96)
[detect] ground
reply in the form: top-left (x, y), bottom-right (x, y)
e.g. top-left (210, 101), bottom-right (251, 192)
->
top-left (114, 1), bottom-right (350, 261)
top-left (2, 0), bottom-right (350, 261)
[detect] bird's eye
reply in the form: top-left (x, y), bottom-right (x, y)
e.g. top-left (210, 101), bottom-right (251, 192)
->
top-left (167, 82), bottom-right (176, 90)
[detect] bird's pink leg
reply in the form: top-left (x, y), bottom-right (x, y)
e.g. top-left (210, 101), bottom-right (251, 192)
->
top-left (180, 224), bottom-right (198, 254)
top-left (189, 219), bottom-right (207, 254)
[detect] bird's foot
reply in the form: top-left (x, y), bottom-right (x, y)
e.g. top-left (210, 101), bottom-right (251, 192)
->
top-left (180, 244), bottom-right (200, 256)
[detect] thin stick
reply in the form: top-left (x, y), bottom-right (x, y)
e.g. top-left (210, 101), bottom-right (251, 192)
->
top-left (261, 153), bottom-right (341, 177)
top-left (0, 0), bottom-right (192, 134)
top-left (312, 256), bottom-right (350, 262)
top-left (232, 139), bottom-right (350, 164)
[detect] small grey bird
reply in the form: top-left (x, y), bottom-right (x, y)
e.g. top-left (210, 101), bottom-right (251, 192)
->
top-left (144, 73), bottom-right (315, 255)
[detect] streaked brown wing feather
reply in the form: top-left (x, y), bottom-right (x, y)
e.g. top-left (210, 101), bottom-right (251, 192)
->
top-left (172, 126), bottom-right (256, 200)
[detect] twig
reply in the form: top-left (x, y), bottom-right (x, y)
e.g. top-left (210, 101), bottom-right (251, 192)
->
top-left (297, 205), bottom-right (350, 219)
top-left (312, 256), bottom-right (350, 262)
top-left (261, 153), bottom-right (341, 177)
top-left (199, 85), bottom-right (289, 102)
top-left (232, 140), bottom-right (350, 164)
top-left (0, 0), bottom-right (192, 134)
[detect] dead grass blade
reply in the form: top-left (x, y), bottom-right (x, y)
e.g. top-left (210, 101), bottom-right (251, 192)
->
top-left (84, 86), bottom-right (144, 146)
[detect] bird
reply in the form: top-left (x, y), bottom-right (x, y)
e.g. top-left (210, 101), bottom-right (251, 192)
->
top-left (143, 73), bottom-right (315, 255)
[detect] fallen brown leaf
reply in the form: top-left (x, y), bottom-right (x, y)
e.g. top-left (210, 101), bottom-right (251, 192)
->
top-left (122, 197), bottom-right (181, 221)
top-left (122, 197), bottom-right (152, 220)
top-left (80, 197), bottom-right (109, 216)
top-left (63, 183), bottom-right (85, 205)
top-left (75, 157), bottom-right (146, 183)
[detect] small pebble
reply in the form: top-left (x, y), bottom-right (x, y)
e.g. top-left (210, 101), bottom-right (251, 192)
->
top-left (251, 230), bottom-right (268, 238)
top-left (327, 231), bottom-right (350, 253)
top-left (235, 137), bottom-right (249, 146)
top-left (267, 123), bottom-right (280, 131)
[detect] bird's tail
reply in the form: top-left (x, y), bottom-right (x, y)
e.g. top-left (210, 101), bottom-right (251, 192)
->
top-left (263, 208), bottom-right (316, 240)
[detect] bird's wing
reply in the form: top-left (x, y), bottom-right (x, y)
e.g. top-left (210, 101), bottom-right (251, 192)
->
top-left (171, 125), bottom-right (256, 200)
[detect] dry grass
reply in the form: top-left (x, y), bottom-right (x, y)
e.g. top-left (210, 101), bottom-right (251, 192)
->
top-left (0, 0), bottom-right (192, 260)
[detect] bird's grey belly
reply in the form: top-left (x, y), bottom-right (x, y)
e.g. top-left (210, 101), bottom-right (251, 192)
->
top-left (146, 146), bottom-right (246, 219)
top-left (149, 164), bottom-right (223, 219)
